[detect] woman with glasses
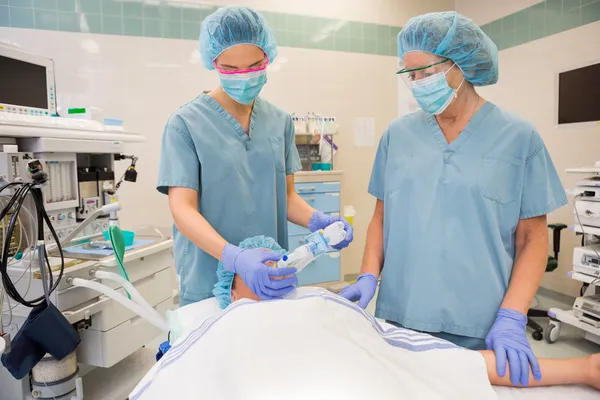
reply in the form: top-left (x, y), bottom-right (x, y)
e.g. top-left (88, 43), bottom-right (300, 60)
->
top-left (340, 11), bottom-right (566, 387)
top-left (157, 6), bottom-right (353, 308)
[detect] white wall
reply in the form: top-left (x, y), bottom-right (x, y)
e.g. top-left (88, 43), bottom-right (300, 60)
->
top-left (457, 2), bottom-right (600, 297)
top-left (0, 0), bottom-right (454, 279)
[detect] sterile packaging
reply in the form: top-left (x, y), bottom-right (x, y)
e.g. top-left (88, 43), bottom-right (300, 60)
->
top-left (344, 205), bottom-right (356, 226)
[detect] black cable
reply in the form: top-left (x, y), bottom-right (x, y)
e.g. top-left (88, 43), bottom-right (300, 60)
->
top-left (0, 180), bottom-right (64, 307)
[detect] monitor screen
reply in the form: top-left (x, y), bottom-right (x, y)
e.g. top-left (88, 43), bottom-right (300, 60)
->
top-left (0, 55), bottom-right (48, 109)
top-left (558, 62), bottom-right (600, 125)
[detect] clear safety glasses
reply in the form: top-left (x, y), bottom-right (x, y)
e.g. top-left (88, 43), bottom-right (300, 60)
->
top-left (396, 58), bottom-right (452, 87)
top-left (213, 54), bottom-right (269, 75)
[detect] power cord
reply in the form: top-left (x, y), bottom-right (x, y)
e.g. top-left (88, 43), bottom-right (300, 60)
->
top-left (0, 160), bottom-right (64, 308)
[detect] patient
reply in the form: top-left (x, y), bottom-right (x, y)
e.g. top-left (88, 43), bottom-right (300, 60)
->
top-left (213, 236), bottom-right (600, 391)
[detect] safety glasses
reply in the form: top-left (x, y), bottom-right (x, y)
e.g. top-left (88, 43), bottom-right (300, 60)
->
top-left (396, 59), bottom-right (451, 86)
top-left (213, 54), bottom-right (269, 75)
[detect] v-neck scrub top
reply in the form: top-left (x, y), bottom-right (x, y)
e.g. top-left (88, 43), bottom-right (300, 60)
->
top-left (157, 95), bottom-right (302, 304)
top-left (369, 102), bottom-right (567, 339)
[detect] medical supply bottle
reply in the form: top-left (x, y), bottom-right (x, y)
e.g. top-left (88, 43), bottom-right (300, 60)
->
top-left (277, 222), bottom-right (346, 272)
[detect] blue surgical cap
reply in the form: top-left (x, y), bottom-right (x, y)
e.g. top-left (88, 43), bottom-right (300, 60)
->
top-left (398, 11), bottom-right (498, 86)
top-left (199, 6), bottom-right (278, 70)
top-left (212, 236), bottom-right (287, 309)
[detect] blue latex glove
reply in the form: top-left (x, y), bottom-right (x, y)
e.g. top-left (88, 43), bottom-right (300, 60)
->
top-left (338, 273), bottom-right (378, 309)
top-left (485, 308), bottom-right (542, 387)
top-left (308, 211), bottom-right (354, 250)
top-left (222, 244), bottom-right (297, 300)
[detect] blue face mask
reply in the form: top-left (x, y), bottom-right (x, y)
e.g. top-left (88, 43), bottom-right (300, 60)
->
top-left (410, 64), bottom-right (464, 115)
top-left (219, 69), bottom-right (267, 105)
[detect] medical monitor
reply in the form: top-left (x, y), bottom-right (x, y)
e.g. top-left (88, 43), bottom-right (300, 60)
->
top-left (557, 61), bottom-right (600, 126)
top-left (0, 45), bottom-right (56, 116)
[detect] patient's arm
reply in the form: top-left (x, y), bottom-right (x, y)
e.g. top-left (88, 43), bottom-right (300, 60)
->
top-left (479, 351), bottom-right (600, 389)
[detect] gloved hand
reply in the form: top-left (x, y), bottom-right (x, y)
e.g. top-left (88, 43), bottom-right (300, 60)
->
top-left (308, 211), bottom-right (354, 250)
top-left (485, 308), bottom-right (542, 387)
top-left (338, 273), bottom-right (378, 309)
top-left (222, 244), bottom-right (297, 300)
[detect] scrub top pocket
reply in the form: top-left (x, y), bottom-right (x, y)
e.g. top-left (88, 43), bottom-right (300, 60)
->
top-left (268, 136), bottom-right (286, 173)
top-left (477, 156), bottom-right (522, 204)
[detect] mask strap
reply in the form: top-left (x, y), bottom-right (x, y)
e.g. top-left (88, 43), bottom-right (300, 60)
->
top-left (454, 78), bottom-right (465, 98)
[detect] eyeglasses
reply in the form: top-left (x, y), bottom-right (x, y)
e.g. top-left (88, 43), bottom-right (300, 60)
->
top-left (396, 59), bottom-right (451, 85)
top-left (213, 54), bottom-right (269, 75)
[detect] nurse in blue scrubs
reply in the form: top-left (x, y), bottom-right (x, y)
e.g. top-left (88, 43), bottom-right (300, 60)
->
top-left (340, 12), bottom-right (566, 387)
top-left (157, 6), bottom-right (353, 308)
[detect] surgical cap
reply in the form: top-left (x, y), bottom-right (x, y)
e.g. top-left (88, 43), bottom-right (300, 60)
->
top-left (199, 6), bottom-right (278, 70)
top-left (398, 11), bottom-right (498, 86)
top-left (212, 236), bottom-right (287, 309)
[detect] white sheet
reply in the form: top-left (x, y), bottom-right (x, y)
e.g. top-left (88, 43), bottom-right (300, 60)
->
top-left (133, 288), bottom-right (599, 400)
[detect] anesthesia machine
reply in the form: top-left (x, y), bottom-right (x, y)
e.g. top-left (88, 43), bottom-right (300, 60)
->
top-left (0, 45), bottom-right (174, 399)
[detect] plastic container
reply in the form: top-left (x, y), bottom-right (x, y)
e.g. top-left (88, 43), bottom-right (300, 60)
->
top-left (344, 205), bottom-right (356, 226)
top-left (103, 229), bottom-right (135, 247)
top-left (311, 163), bottom-right (322, 171)
top-left (321, 163), bottom-right (332, 171)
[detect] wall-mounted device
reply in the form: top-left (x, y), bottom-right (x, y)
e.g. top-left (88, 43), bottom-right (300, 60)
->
top-left (573, 245), bottom-right (600, 277)
top-left (0, 45), bottom-right (57, 116)
top-left (557, 60), bottom-right (600, 126)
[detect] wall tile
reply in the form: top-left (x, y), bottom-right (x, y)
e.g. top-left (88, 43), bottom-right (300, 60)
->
top-left (9, 0), bottom-right (33, 7)
top-left (182, 21), bottom-right (199, 40)
top-left (57, 10), bottom-right (79, 31)
top-left (334, 36), bottom-right (351, 52)
top-left (529, 2), bottom-right (547, 41)
top-left (34, 9), bottom-right (57, 29)
top-left (56, 0), bottom-right (74, 12)
top-left (581, 0), bottom-right (600, 24)
top-left (166, 4), bottom-right (181, 22)
top-left (101, 0), bottom-right (120, 16)
top-left (34, 0), bottom-right (55, 10)
top-left (122, 1), bottom-right (142, 18)
top-left (102, 14), bottom-right (121, 34)
top-left (83, 13), bottom-right (101, 33)
top-left (9, 6), bottom-right (34, 28)
top-left (349, 21), bottom-right (362, 39)
top-left (143, 17), bottom-right (162, 37)
top-left (0, 6), bottom-right (9, 26)
top-left (563, 0), bottom-right (581, 10)
top-left (562, 5), bottom-right (581, 30)
top-left (123, 16), bottom-right (142, 36)
top-left (164, 20), bottom-right (181, 39)
top-left (80, 0), bottom-right (100, 14)
top-left (0, 0), bottom-right (7, 6)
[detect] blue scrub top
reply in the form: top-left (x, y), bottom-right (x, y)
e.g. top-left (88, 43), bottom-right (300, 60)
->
top-left (157, 94), bottom-right (302, 304)
top-left (369, 102), bottom-right (567, 339)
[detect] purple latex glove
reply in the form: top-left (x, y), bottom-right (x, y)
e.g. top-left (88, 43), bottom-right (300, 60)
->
top-left (308, 211), bottom-right (354, 250)
top-left (485, 308), bottom-right (542, 387)
top-left (222, 244), bottom-right (297, 300)
top-left (338, 273), bottom-right (378, 309)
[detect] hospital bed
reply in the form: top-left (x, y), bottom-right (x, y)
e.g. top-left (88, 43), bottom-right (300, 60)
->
top-left (130, 288), bottom-right (599, 400)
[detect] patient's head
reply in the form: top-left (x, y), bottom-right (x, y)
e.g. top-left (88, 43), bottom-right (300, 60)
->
top-left (213, 236), bottom-right (287, 309)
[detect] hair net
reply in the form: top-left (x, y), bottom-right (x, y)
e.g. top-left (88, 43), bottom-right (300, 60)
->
top-left (199, 6), bottom-right (278, 70)
top-left (397, 11), bottom-right (498, 86)
top-left (212, 236), bottom-right (287, 309)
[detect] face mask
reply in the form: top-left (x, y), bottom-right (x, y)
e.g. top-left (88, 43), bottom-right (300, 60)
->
top-left (219, 69), bottom-right (267, 105)
top-left (410, 64), bottom-right (464, 115)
